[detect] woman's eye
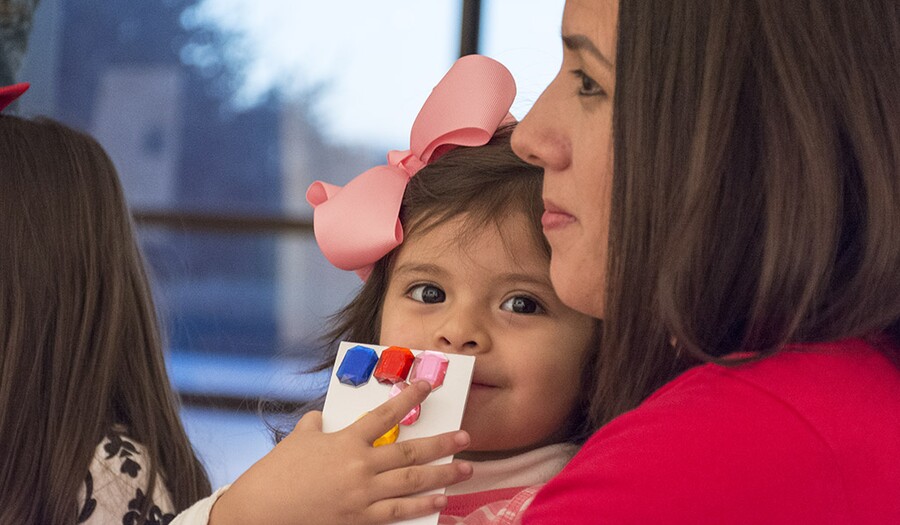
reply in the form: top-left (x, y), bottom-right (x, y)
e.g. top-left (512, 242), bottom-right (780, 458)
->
top-left (408, 284), bottom-right (446, 304)
top-left (571, 69), bottom-right (606, 97)
top-left (500, 296), bottom-right (544, 314)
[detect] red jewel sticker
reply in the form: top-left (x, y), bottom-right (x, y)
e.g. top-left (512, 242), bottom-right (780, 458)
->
top-left (373, 346), bottom-right (415, 384)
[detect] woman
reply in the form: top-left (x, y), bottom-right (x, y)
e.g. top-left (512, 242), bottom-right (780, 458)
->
top-left (510, 0), bottom-right (900, 522)
top-left (181, 0), bottom-right (900, 523)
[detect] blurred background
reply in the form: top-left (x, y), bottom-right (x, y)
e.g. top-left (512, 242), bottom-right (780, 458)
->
top-left (13, 0), bottom-right (564, 487)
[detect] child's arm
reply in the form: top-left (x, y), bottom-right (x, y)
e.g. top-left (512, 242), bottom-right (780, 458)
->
top-left (208, 381), bottom-right (473, 525)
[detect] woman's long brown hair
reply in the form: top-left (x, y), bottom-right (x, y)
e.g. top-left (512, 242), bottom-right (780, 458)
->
top-left (0, 116), bottom-right (210, 523)
top-left (592, 0), bottom-right (900, 427)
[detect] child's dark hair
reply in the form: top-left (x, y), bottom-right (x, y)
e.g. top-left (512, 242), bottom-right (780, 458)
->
top-left (277, 124), bottom-right (602, 444)
top-left (0, 115), bottom-right (211, 523)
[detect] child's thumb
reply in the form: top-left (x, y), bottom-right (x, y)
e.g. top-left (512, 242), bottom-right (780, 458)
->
top-left (294, 410), bottom-right (323, 432)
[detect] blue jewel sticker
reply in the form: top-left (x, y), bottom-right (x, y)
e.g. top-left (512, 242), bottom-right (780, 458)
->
top-left (336, 345), bottom-right (379, 386)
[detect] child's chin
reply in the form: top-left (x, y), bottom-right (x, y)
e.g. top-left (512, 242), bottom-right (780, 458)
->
top-left (455, 443), bottom-right (540, 462)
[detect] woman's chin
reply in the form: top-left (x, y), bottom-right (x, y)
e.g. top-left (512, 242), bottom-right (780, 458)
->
top-left (550, 258), bottom-right (605, 318)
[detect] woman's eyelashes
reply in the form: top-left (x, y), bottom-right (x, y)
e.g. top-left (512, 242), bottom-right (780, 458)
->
top-left (407, 283), bottom-right (446, 304)
top-left (570, 69), bottom-right (607, 98)
top-left (500, 295), bottom-right (545, 315)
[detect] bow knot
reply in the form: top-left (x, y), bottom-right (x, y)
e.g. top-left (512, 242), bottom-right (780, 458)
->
top-left (306, 55), bottom-right (516, 280)
top-left (387, 149), bottom-right (426, 177)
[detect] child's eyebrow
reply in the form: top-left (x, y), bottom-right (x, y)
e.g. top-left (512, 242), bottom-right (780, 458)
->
top-left (392, 262), bottom-right (449, 279)
top-left (496, 272), bottom-right (555, 290)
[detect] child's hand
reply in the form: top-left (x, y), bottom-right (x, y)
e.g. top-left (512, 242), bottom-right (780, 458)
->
top-left (209, 381), bottom-right (473, 525)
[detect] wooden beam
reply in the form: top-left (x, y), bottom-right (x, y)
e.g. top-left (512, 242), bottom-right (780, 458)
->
top-left (459, 0), bottom-right (481, 57)
top-left (132, 209), bottom-right (313, 235)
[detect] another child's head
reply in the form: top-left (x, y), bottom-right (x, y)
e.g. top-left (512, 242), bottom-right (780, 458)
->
top-left (0, 114), bottom-right (209, 522)
top-left (323, 125), bottom-right (601, 457)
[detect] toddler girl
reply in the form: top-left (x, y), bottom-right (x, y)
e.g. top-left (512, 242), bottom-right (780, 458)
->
top-left (313, 124), bottom-right (601, 524)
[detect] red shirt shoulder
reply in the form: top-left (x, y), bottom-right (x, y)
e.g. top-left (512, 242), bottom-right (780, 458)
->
top-left (523, 339), bottom-right (900, 524)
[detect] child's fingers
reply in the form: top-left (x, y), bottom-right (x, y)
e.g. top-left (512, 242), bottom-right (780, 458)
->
top-left (293, 410), bottom-right (323, 432)
top-left (364, 494), bottom-right (450, 525)
top-left (351, 380), bottom-right (432, 442)
top-left (370, 461), bottom-right (473, 501)
top-left (370, 430), bottom-right (471, 472)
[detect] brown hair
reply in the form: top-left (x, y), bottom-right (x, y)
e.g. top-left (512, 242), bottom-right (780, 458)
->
top-left (278, 125), bottom-right (602, 444)
top-left (0, 116), bottom-right (210, 523)
top-left (591, 0), bottom-right (900, 426)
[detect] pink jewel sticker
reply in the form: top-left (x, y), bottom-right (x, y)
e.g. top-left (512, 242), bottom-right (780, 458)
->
top-left (409, 350), bottom-right (449, 390)
top-left (389, 382), bottom-right (421, 425)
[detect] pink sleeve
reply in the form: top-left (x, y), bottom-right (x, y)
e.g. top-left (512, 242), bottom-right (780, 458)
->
top-left (521, 368), bottom-right (848, 524)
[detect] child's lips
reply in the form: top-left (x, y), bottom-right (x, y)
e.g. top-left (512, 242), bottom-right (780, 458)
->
top-left (470, 366), bottom-right (501, 389)
top-left (470, 377), bottom-right (500, 390)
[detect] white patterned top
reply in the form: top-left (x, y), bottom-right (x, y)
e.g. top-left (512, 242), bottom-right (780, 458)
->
top-left (77, 429), bottom-right (176, 525)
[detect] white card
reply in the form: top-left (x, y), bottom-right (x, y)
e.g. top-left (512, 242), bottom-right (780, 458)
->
top-left (322, 342), bottom-right (475, 525)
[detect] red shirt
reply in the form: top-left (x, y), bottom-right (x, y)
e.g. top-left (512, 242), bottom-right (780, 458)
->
top-left (523, 339), bottom-right (900, 524)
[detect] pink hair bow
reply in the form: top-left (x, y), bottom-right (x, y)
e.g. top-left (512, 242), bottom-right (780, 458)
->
top-left (306, 55), bottom-right (516, 280)
top-left (0, 83), bottom-right (29, 112)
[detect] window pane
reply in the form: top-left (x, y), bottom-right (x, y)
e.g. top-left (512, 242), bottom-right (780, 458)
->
top-left (19, 0), bottom-right (461, 214)
top-left (18, 0), bottom-right (462, 364)
top-left (139, 227), bottom-right (361, 359)
top-left (482, 0), bottom-right (565, 119)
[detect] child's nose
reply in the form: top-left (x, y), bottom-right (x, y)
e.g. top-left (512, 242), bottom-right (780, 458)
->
top-left (434, 311), bottom-right (489, 354)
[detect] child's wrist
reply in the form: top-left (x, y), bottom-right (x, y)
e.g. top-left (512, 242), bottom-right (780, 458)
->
top-left (208, 485), bottom-right (246, 525)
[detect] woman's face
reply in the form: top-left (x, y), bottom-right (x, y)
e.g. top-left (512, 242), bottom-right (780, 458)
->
top-left (511, 0), bottom-right (618, 318)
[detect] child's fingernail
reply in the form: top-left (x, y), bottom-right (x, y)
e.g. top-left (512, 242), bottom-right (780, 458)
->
top-left (434, 495), bottom-right (449, 509)
top-left (413, 380), bottom-right (432, 393)
top-left (453, 431), bottom-right (470, 447)
top-left (458, 461), bottom-right (473, 476)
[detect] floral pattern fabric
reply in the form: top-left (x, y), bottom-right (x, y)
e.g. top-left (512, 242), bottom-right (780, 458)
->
top-left (77, 429), bottom-right (176, 525)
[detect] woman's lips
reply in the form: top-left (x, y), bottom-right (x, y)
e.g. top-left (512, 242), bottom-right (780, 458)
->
top-left (542, 200), bottom-right (576, 230)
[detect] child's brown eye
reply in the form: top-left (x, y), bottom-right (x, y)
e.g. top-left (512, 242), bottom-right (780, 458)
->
top-left (408, 284), bottom-right (446, 304)
top-left (501, 296), bottom-right (544, 314)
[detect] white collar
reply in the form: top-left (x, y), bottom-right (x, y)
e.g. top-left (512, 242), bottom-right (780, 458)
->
top-left (445, 443), bottom-right (579, 495)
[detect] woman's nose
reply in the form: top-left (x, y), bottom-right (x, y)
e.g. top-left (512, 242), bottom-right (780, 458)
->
top-left (434, 310), bottom-right (489, 354)
top-left (511, 78), bottom-right (571, 171)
